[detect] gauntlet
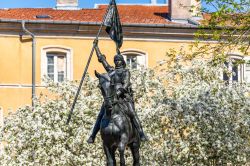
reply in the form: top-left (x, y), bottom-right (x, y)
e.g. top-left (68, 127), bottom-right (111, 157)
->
top-left (98, 54), bottom-right (107, 63)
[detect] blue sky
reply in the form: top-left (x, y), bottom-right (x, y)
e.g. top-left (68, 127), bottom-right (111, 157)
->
top-left (0, 0), bottom-right (167, 8)
top-left (0, 0), bottom-right (213, 12)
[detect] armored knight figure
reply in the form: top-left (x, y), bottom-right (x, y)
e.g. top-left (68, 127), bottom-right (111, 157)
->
top-left (87, 41), bottom-right (148, 143)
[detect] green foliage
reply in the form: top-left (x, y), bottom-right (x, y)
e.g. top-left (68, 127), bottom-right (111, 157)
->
top-left (196, 0), bottom-right (249, 58)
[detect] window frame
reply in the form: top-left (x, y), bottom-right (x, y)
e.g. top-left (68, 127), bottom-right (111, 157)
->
top-left (41, 46), bottom-right (73, 84)
top-left (223, 54), bottom-right (244, 84)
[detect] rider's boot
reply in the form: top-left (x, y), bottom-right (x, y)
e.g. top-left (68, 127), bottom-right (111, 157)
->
top-left (128, 102), bottom-right (148, 141)
top-left (87, 124), bottom-right (99, 144)
top-left (129, 102), bottom-right (149, 141)
top-left (87, 104), bottom-right (105, 144)
top-left (132, 116), bottom-right (149, 142)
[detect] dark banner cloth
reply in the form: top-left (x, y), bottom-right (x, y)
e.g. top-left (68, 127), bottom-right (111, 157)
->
top-left (104, 0), bottom-right (123, 49)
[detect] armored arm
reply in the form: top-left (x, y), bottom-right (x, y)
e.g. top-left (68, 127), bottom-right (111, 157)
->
top-left (94, 44), bottom-right (113, 72)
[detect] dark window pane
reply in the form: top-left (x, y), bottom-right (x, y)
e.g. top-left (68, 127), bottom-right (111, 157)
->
top-left (48, 74), bottom-right (54, 80)
top-left (223, 62), bottom-right (229, 81)
top-left (232, 63), bottom-right (238, 81)
top-left (58, 71), bottom-right (64, 82)
top-left (126, 58), bottom-right (131, 68)
top-left (126, 55), bottom-right (137, 69)
top-left (126, 57), bottom-right (131, 66)
top-left (47, 65), bottom-right (54, 73)
top-left (47, 55), bottom-right (54, 79)
top-left (223, 72), bottom-right (229, 81)
top-left (47, 56), bottom-right (54, 64)
top-left (131, 57), bottom-right (137, 69)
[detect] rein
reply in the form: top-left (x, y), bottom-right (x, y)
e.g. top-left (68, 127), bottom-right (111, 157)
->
top-left (104, 95), bottom-right (115, 104)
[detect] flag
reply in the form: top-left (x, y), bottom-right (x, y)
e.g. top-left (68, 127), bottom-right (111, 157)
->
top-left (104, 0), bottom-right (123, 49)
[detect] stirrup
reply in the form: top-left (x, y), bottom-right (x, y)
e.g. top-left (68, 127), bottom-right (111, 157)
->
top-left (140, 133), bottom-right (149, 142)
top-left (87, 136), bottom-right (95, 144)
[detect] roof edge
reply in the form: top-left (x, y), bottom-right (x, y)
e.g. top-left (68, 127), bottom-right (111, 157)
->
top-left (0, 19), bottom-right (199, 29)
top-left (94, 3), bottom-right (168, 9)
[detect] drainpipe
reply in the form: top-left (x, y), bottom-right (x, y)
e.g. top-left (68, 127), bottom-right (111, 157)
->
top-left (21, 21), bottom-right (36, 108)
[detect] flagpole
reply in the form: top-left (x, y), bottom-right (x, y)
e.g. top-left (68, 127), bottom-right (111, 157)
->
top-left (66, 2), bottom-right (112, 125)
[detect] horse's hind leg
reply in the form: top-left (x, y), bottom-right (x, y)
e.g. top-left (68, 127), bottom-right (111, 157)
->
top-left (103, 144), bottom-right (116, 166)
top-left (129, 141), bottom-right (140, 166)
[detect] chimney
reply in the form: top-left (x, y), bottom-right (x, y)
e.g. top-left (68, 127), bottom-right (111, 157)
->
top-left (168, 0), bottom-right (201, 23)
top-left (56, 0), bottom-right (79, 10)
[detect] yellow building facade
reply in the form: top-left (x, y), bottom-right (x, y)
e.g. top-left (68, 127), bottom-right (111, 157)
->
top-left (0, 1), bottom-right (248, 117)
top-left (0, 31), bottom-right (198, 115)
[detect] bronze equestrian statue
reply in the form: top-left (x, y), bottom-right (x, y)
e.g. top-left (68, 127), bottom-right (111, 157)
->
top-left (87, 41), bottom-right (147, 165)
top-left (87, 41), bottom-right (147, 144)
top-left (94, 71), bottom-right (140, 166)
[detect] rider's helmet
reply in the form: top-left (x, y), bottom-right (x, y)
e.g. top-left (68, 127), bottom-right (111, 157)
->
top-left (114, 54), bottom-right (126, 68)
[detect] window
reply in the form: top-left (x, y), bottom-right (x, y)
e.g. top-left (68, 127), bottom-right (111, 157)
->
top-left (47, 52), bottom-right (66, 82)
top-left (243, 57), bottom-right (250, 84)
top-left (223, 55), bottom-right (244, 83)
top-left (126, 55), bottom-right (137, 69)
top-left (41, 46), bottom-right (73, 83)
top-left (121, 50), bottom-right (147, 70)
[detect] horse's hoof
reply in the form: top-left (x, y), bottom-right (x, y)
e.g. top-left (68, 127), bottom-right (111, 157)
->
top-left (87, 136), bottom-right (95, 144)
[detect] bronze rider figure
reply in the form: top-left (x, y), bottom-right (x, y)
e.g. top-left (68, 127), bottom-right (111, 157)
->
top-left (87, 41), bottom-right (148, 143)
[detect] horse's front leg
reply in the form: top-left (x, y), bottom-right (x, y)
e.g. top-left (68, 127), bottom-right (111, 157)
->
top-left (103, 143), bottom-right (116, 166)
top-left (118, 134), bottom-right (128, 166)
top-left (129, 141), bottom-right (141, 166)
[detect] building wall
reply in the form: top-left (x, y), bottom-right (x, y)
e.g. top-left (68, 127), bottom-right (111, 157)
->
top-left (0, 34), bottom-right (196, 115)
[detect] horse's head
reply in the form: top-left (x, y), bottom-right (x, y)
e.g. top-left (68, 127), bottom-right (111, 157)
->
top-left (95, 70), bottom-right (115, 110)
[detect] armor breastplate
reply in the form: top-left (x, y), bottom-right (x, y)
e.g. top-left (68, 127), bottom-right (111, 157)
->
top-left (110, 68), bottom-right (125, 90)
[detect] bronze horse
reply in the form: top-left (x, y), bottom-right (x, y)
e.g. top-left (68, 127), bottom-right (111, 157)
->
top-left (95, 71), bottom-right (141, 166)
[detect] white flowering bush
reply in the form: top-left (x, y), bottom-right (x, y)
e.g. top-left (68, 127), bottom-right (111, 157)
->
top-left (0, 75), bottom-right (105, 165)
top-left (0, 57), bottom-right (250, 165)
top-left (0, 70), bottom-right (167, 165)
top-left (157, 52), bottom-right (250, 165)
